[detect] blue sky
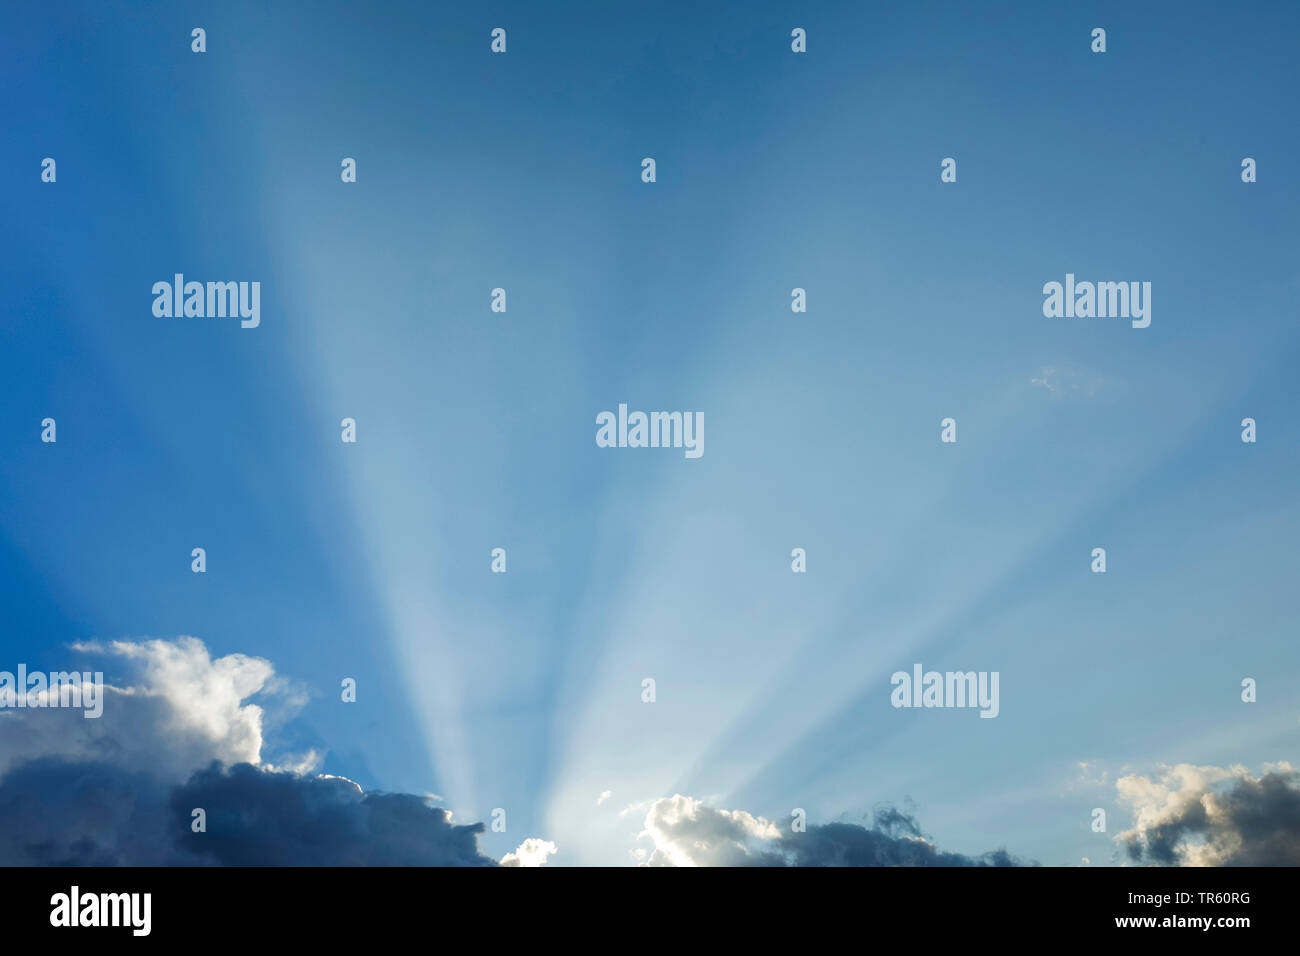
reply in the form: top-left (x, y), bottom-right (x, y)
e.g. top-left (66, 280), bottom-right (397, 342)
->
top-left (1, 0), bottom-right (1298, 866)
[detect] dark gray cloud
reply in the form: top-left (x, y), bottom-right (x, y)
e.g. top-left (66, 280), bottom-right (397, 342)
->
top-left (782, 813), bottom-right (1026, 867)
top-left (172, 762), bottom-right (495, 866)
top-left (0, 758), bottom-right (177, 866)
top-left (1120, 766), bottom-right (1300, 866)
top-left (0, 757), bottom-right (496, 866)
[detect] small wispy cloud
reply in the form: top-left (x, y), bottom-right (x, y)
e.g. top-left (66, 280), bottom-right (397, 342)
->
top-left (1064, 759), bottom-right (1111, 792)
top-left (1029, 363), bottom-right (1111, 400)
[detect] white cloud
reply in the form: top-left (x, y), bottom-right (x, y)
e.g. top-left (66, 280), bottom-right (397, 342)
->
top-left (635, 794), bottom-right (781, 867)
top-left (1, 636), bottom-right (300, 781)
top-left (265, 749), bottom-right (326, 775)
top-left (500, 838), bottom-right (558, 867)
top-left (597, 789), bottom-right (612, 805)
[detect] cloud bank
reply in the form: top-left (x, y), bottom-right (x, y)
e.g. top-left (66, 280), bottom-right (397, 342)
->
top-left (633, 794), bottom-right (1028, 867)
top-left (14, 638), bottom-right (1294, 868)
